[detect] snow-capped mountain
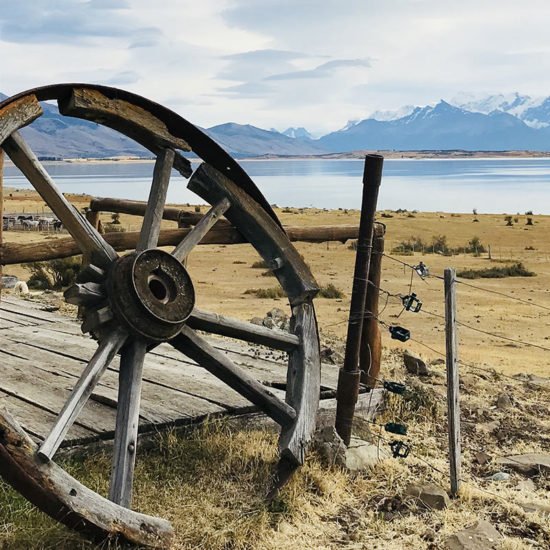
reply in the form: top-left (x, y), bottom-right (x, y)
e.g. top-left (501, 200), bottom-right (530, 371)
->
top-left (282, 127), bottom-right (313, 140)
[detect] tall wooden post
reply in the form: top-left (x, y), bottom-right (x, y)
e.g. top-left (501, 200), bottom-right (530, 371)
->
top-left (360, 223), bottom-right (385, 388)
top-left (336, 154), bottom-right (383, 445)
top-left (444, 267), bottom-right (461, 497)
top-left (0, 148), bottom-right (4, 302)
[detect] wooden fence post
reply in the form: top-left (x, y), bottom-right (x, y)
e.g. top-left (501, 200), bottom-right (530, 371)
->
top-left (360, 223), bottom-right (385, 388)
top-left (0, 148), bottom-right (4, 301)
top-left (444, 267), bottom-right (461, 497)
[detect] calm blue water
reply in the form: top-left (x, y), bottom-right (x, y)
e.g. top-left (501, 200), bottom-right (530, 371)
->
top-left (4, 158), bottom-right (550, 213)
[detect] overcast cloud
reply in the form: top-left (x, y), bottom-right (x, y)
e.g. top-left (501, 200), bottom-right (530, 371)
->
top-left (1, 0), bottom-right (550, 133)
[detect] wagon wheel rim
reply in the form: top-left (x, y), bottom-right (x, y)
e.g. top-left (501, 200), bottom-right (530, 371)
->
top-left (0, 85), bottom-right (321, 547)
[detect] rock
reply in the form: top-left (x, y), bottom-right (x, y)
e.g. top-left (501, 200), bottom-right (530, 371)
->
top-left (250, 317), bottom-right (264, 326)
top-left (314, 426), bottom-right (346, 467)
top-left (496, 453), bottom-right (550, 477)
top-left (403, 350), bottom-right (429, 376)
top-left (519, 501), bottom-right (550, 516)
top-left (405, 483), bottom-right (450, 510)
top-left (517, 479), bottom-right (536, 492)
top-left (486, 472), bottom-right (510, 481)
top-left (262, 317), bottom-right (275, 329)
top-left (446, 520), bottom-right (502, 550)
top-left (431, 358), bottom-right (445, 366)
top-left (345, 437), bottom-right (390, 471)
top-left (496, 393), bottom-right (512, 410)
top-left (474, 451), bottom-right (491, 465)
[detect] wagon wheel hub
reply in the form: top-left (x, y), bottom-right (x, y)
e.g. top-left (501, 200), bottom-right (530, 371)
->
top-left (108, 249), bottom-right (195, 342)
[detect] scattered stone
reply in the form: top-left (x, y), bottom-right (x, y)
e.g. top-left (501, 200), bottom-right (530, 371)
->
top-left (345, 437), bottom-right (390, 471)
top-left (519, 501), bottom-right (550, 516)
top-left (403, 350), bottom-right (429, 376)
top-left (486, 472), bottom-right (510, 481)
top-left (250, 317), bottom-right (264, 326)
top-left (405, 483), bottom-right (450, 510)
top-left (320, 346), bottom-right (344, 365)
top-left (474, 451), bottom-right (491, 465)
top-left (517, 479), bottom-right (536, 492)
top-left (496, 453), bottom-right (550, 477)
top-left (431, 358), bottom-right (445, 366)
top-left (446, 520), bottom-right (502, 550)
top-left (314, 426), bottom-right (346, 467)
top-left (496, 393), bottom-right (512, 410)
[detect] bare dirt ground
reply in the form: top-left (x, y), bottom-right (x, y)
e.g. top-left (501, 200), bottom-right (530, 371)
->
top-left (3, 188), bottom-right (550, 377)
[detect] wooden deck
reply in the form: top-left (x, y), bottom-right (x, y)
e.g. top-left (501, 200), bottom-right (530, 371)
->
top-left (0, 297), bottom-right (367, 450)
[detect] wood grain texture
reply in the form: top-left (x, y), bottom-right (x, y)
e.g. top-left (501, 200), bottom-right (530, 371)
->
top-left (0, 408), bottom-right (174, 548)
top-left (172, 327), bottom-right (296, 427)
top-left (188, 163), bottom-right (319, 305)
top-left (2, 132), bottom-right (118, 268)
top-left (2, 225), bottom-right (360, 264)
top-left (0, 94), bottom-right (43, 145)
top-left (137, 149), bottom-right (175, 252)
top-left (38, 327), bottom-right (128, 461)
top-left (109, 339), bottom-right (147, 508)
top-left (58, 88), bottom-right (192, 177)
top-left (445, 267), bottom-right (461, 497)
top-left (278, 301), bottom-right (321, 465)
top-left (187, 308), bottom-right (299, 351)
top-left (172, 198), bottom-right (230, 261)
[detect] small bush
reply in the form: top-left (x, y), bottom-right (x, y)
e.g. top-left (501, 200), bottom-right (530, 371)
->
top-left (251, 260), bottom-right (268, 269)
top-left (526, 217), bottom-right (533, 226)
top-left (110, 212), bottom-right (121, 225)
top-left (244, 287), bottom-right (286, 299)
top-left (104, 223), bottom-right (126, 233)
top-left (25, 257), bottom-right (82, 290)
top-left (261, 270), bottom-right (276, 277)
top-left (348, 240), bottom-right (358, 251)
top-left (391, 235), bottom-right (427, 254)
top-left (456, 262), bottom-right (535, 279)
top-left (318, 283), bottom-right (345, 299)
top-left (525, 210), bottom-right (533, 215)
top-left (380, 212), bottom-right (393, 218)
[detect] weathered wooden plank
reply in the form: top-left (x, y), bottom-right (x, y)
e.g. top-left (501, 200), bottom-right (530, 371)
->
top-left (188, 163), bottom-right (319, 305)
top-left (172, 199), bottom-right (231, 261)
top-left (279, 301), bottom-right (320, 465)
top-left (187, 308), bottom-right (299, 351)
top-left (38, 328), bottom-right (128, 461)
top-left (0, 94), bottom-right (43, 145)
top-left (0, 298), bottom-right (61, 322)
top-left (0, 390), bottom-right (96, 442)
top-left (1, 225), bottom-right (360, 264)
top-left (58, 87), bottom-right (192, 178)
top-left (0, 351), bottom-right (116, 434)
top-left (0, 409), bottom-right (174, 548)
top-left (0, 317), bottom-right (26, 329)
top-left (0, 308), bottom-right (40, 326)
top-left (137, 149), bottom-right (175, 252)
top-left (172, 327), bottom-right (296, 427)
top-left (109, 340), bottom-right (146, 508)
top-left (2, 132), bottom-right (118, 268)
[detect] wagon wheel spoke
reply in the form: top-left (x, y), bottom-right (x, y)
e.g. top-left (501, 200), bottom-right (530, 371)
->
top-left (187, 308), bottom-right (299, 352)
top-left (38, 328), bottom-right (128, 462)
top-left (137, 148), bottom-right (175, 252)
top-left (109, 339), bottom-right (147, 508)
top-left (172, 198), bottom-right (230, 262)
top-left (171, 327), bottom-right (296, 427)
top-left (2, 131), bottom-right (118, 268)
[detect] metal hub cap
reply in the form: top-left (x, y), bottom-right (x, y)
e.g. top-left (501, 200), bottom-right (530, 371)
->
top-left (108, 249), bottom-right (195, 342)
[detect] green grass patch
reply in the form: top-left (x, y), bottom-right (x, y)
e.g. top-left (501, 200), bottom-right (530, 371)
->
top-left (456, 262), bottom-right (535, 279)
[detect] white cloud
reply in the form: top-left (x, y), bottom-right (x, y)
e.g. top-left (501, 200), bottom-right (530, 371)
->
top-left (2, 1), bottom-right (550, 134)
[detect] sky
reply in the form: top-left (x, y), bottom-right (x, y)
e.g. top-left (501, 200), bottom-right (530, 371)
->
top-left (2, 0), bottom-right (550, 135)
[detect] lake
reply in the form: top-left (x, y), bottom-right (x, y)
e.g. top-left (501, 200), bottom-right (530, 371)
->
top-left (4, 158), bottom-right (550, 214)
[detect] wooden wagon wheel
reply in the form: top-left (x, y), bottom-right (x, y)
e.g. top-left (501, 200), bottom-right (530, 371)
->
top-left (0, 85), bottom-right (321, 548)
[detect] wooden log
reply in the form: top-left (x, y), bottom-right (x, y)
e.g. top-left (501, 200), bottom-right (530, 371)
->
top-left (58, 88), bottom-right (192, 178)
top-left (187, 308), bottom-right (299, 351)
top-left (188, 163), bottom-right (319, 305)
top-left (0, 94), bottom-right (43, 145)
top-left (2, 132), bottom-right (118, 268)
top-left (0, 408), bottom-right (173, 548)
top-left (64, 282), bottom-right (105, 306)
top-left (172, 327), bottom-right (296, 427)
top-left (278, 300), bottom-right (320, 465)
top-left (360, 224), bottom-right (385, 387)
top-left (137, 148), bottom-right (174, 252)
top-left (38, 328), bottom-right (128, 461)
top-left (1, 225), bottom-right (359, 265)
top-left (172, 198), bottom-right (230, 261)
top-left (109, 339), bottom-right (147, 508)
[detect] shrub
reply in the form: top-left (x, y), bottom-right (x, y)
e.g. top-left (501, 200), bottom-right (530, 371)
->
top-left (348, 240), bottom-right (358, 251)
top-left (456, 262), bottom-right (535, 279)
top-left (244, 287), bottom-right (286, 299)
top-left (251, 260), bottom-right (268, 269)
top-left (318, 283), bottom-right (345, 299)
top-left (104, 223), bottom-right (126, 233)
top-left (261, 270), bottom-right (276, 277)
top-left (110, 212), bottom-right (121, 225)
top-left (25, 257), bottom-right (82, 290)
top-left (391, 235), bottom-right (427, 254)
top-left (461, 236), bottom-right (486, 256)
top-left (526, 217), bottom-right (533, 226)
top-left (504, 215), bottom-right (513, 226)
top-left (525, 210), bottom-right (533, 215)
top-left (430, 234), bottom-right (451, 255)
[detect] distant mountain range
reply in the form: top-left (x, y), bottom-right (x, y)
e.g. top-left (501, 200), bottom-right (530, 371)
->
top-left (2, 91), bottom-right (550, 158)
